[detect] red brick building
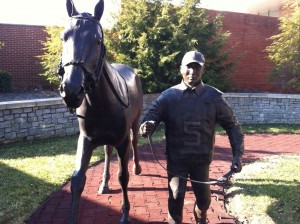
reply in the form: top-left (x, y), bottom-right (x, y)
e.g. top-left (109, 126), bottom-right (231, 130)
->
top-left (209, 10), bottom-right (280, 92)
top-left (0, 10), bottom-right (286, 93)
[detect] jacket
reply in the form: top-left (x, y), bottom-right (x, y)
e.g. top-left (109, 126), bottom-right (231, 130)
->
top-left (143, 81), bottom-right (244, 163)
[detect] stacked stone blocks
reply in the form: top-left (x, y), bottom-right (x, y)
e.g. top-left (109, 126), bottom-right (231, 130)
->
top-left (0, 98), bottom-right (78, 143)
top-left (0, 93), bottom-right (299, 144)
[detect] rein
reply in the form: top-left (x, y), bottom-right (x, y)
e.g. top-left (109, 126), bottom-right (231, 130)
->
top-left (147, 135), bottom-right (234, 185)
top-left (103, 70), bottom-right (130, 108)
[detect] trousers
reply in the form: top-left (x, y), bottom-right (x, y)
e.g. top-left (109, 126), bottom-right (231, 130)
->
top-left (167, 159), bottom-right (211, 224)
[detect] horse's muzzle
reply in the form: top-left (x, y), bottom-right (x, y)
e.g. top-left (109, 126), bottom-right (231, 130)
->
top-left (60, 83), bottom-right (85, 108)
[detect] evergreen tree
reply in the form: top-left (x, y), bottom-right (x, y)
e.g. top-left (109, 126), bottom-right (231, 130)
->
top-left (106, 0), bottom-right (234, 93)
top-left (266, 0), bottom-right (300, 92)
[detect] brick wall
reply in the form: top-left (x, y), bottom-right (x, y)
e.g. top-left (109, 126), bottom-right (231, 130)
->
top-left (0, 24), bottom-right (47, 90)
top-left (0, 11), bottom-right (285, 92)
top-left (1, 93), bottom-right (299, 144)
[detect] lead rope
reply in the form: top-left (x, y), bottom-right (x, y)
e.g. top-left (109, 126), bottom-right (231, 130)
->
top-left (147, 135), bottom-right (234, 185)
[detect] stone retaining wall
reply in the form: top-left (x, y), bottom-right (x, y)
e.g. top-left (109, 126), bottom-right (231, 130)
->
top-left (0, 93), bottom-right (299, 143)
top-left (224, 93), bottom-right (300, 124)
top-left (0, 98), bottom-right (78, 143)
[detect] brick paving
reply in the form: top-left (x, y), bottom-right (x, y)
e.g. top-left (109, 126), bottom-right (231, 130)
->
top-left (26, 134), bottom-right (300, 224)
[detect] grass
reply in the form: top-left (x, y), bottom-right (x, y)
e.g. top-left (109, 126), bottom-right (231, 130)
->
top-left (0, 135), bottom-right (80, 224)
top-left (225, 155), bottom-right (300, 224)
top-left (0, 124), bottom-right (299, 223)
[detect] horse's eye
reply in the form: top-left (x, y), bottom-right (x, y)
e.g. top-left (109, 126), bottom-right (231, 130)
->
top-left (96, 38), bottom-right (101, 46)
top-left (61, 30), bottom-right (72, 42)
top-left (60, 30), bottom-right (67, 42)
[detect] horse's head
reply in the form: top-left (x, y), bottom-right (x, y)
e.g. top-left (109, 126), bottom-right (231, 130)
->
top-left (58, 0), bottom-right (106, 109)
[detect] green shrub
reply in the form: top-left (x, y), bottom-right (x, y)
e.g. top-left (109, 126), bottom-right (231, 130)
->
top-left (0, 70), bottom-right (12, 92)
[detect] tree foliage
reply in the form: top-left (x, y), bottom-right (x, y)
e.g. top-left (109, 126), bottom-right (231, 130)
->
top-left (265, 0), bottom-right (300, 92)
top-left (105, 0), bottom-right (234, 93)
top-left (38, 26), bottom-right (63, 88)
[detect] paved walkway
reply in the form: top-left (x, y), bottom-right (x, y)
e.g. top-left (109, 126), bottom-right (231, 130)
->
top-left (26, 134), bottom-right (300, 224)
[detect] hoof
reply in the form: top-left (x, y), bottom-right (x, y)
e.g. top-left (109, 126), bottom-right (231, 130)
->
top-left (68, 216), bottom-right (77, 224)
top-left (98, 185), bottom-right (110, 194)
top-left (120, 213), bottom-right (131, 224)
top-left (133, 164), bottom-right (142, 175)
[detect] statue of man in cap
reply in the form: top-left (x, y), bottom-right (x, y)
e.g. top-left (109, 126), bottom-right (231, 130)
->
top-left (139, 50), bottom-right (244, 224)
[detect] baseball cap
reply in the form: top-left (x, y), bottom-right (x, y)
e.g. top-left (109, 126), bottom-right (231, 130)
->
top-left (181, 51), bottom-right (205, 66)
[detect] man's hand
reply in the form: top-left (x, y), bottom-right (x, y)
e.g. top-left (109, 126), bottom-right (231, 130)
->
top-left (231, 155), bottom-right (242, 173)
top-left (139, 121), bottom-right (156, 137)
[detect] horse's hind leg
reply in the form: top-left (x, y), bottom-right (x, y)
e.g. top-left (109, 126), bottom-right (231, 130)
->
top-left (98, 145), bottom-right (113, 194)
top-left (68, 134), bottom-right (95, 224)
top-left (117, 136), bottom-right (131, 224)
top-left (131, 119), bottom-right (142, 175)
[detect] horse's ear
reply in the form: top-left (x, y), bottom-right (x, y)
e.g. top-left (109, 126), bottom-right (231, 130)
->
top-left (94, 0), bottom-right (104, 21)
top-left (66, 0), bottom-right (79, 17)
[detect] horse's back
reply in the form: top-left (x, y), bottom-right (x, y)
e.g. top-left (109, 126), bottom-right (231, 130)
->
top-left (111, 63), bottom-right (140, 86)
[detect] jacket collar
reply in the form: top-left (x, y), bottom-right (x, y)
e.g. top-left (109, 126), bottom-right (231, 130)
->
top-left (178, 80), bottom-right (205, 96)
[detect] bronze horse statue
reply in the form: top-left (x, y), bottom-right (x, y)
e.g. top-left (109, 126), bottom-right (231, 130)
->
top-left (58, 0), bottom-right (143, 223)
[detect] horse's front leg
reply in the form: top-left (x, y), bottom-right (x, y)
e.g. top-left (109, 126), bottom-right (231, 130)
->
top-left (98, 145), bottom-right (113, 194)
top-left (68, 134), bottom-right (96, 224)
top-left (131, 122), bottom-right (142, 175)
top-left (117, 136), bottom-right (131, 224)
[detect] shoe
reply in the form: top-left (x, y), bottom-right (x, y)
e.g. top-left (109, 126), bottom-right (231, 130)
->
top-left (194, 202), bottom-right (207, 224)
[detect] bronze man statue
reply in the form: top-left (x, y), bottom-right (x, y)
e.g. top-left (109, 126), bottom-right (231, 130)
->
top-left (139, 51), bottom-right (244, 224)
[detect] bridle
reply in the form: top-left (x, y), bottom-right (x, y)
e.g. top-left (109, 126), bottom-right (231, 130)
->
top-left (57, 15), bottom-right (130, 113)
top-left (57, 15), bottom-right (106, 93)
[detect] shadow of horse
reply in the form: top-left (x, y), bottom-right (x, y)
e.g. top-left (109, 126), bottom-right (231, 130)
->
top-left (57, 0), bottom-right (143, 223)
